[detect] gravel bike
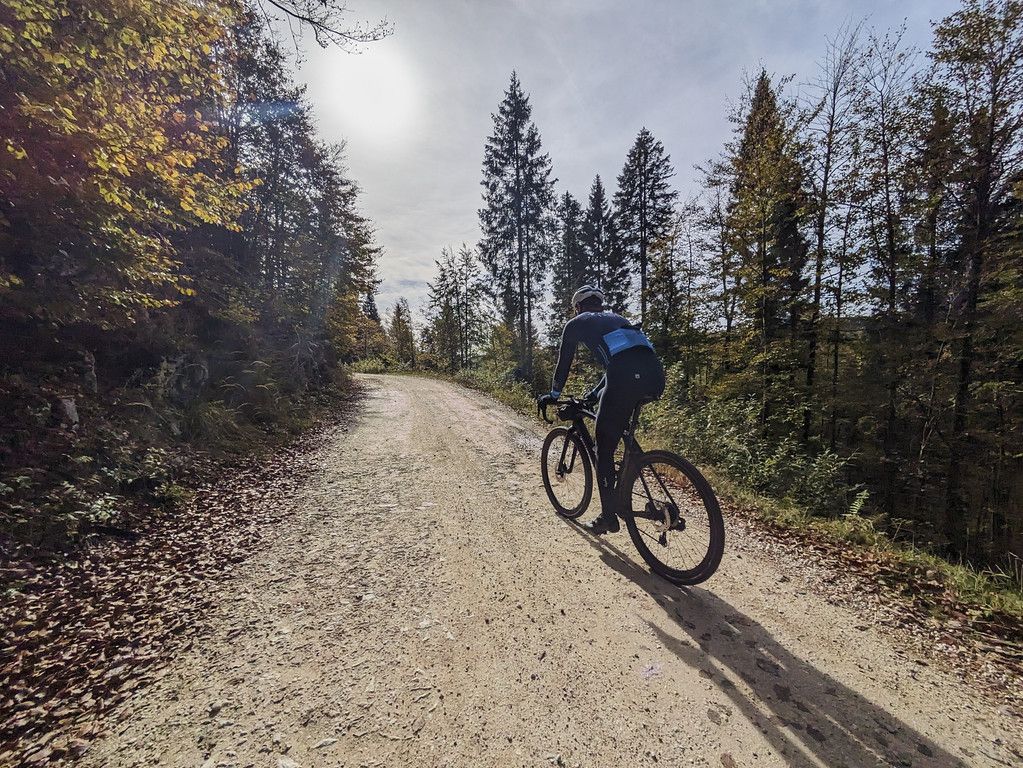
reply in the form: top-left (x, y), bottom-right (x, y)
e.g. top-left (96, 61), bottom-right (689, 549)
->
top-left (539, 394), bottom-right (724, 585)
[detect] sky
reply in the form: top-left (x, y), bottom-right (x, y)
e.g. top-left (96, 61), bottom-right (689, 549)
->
top-left (286, 0), bottom-right (961, 318)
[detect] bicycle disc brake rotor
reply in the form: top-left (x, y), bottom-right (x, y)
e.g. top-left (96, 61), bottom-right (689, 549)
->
top-left (649, 501), bottom-right (684, 543)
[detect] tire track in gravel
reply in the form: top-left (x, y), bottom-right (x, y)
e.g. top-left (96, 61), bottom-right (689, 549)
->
top-left (85, 374), bottom-right (1022, 768)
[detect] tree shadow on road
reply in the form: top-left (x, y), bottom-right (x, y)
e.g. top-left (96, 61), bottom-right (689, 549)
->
top-left (565, 525), bottom-right (972, 768)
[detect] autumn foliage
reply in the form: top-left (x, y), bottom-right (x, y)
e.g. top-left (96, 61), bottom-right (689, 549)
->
top-left (0, 1), bottom-right (381, 548)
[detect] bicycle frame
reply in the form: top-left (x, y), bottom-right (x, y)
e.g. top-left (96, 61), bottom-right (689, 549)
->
top-left (556, 400), bottom-right (648, 515)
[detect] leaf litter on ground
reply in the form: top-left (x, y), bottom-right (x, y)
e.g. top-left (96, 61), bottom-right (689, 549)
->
top-left (0, 406), bottom-right (355, 766)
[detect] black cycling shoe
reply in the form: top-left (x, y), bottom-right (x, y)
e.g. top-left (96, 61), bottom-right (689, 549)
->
top-left (586, 513), bottom-right (620, 535)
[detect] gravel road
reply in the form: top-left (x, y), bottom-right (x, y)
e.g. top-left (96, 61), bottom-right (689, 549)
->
top-left (85, 374), bottom-right (1021, 768)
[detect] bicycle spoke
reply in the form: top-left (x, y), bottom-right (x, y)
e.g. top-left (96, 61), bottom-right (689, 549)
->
top-left (647, 466), bottom-right (682, 511)
top-left (542, 429), bottom-right (592, 519)
top-left (626, 454), bottom-right (716, 578)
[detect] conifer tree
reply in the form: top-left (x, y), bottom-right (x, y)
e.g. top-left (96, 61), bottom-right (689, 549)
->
top-left (613, 128), bottom-right (679, 320)
top-left (547, 192), bottom-right (587, 341)
top-left (602, 214), bottom-right (633, 315)
top-left (362, 292), bottom-right (381, 323)
top-left (453, 244), bottom-right (487, 367)
top-left (646, 221), bottom-right (685, 360)
top-left (478, 72), bottom-right (556, 378)
top-left (697, 181), bottom-right (742, 372)
top-left (425, 260), bottom-right (460, 371)
top-left (647, 203), bottom-right (706, 382)
top-left (803, 23), bottom-right (861, 442)
top-left (580, 175), bottom-right (611, 287)
top-left (723, 71), bottom-right (810, 428)
top-left (425, 245), bottom-right (487, 370)
top-left (388, 298), bottom-right (416, 367)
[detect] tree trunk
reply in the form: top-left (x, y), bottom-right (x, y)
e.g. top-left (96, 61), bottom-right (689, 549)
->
top-left (945, 225), bottom-right (985, 555)
top-left (524, 230), bottom-right (533, 381)
top-left (515, 151), bottom-right (526, 376)
top-left (829, 206), bottom-right (851, 451)
top-left (639, 146), bottom-right (648, 321)
top-left (879, 111), bottom-right (901, 516)
top-left (804, 124), bottom-right (834, 443)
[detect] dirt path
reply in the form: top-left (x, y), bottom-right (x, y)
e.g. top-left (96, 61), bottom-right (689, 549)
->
top-left (85, 374), bottom-right (1020, 768)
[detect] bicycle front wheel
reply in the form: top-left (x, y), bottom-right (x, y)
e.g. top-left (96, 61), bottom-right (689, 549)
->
top-left (622, 450), bottom-right (724, 585)
top-left (540, 427), bottom-right (593, 519)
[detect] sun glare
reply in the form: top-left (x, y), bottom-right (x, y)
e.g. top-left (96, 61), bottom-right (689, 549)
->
top-left (314, 42), bottom-right (420, 151)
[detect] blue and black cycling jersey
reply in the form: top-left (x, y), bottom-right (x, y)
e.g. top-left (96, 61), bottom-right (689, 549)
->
top-left (550, 310), bottom-right (654, 397)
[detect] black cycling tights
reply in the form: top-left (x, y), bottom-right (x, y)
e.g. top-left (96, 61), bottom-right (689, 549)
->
top-left (594, 347), bottom-right (665, 517)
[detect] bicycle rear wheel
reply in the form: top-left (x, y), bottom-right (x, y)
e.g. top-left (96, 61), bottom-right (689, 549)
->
top-left (541, 427), bottom-right (593, 518)
top-left (622, 450), bottom-right (724, 585)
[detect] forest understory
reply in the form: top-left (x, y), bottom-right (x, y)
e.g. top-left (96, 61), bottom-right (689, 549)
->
top-left (0, 382), bottom-right (362, 764)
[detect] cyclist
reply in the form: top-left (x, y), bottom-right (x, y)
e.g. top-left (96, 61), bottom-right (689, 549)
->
top-left (538, 285), bottom-right (665, 534)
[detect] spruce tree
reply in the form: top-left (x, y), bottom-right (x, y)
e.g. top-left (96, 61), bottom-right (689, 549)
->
top-left (478, 71), bottom-right (556, 378)
top-left (613, 128), bottom-right (679, 320)
top-left (803, 22), bottom-right (861, 443)
top-left (425, 257), bottom-right (460, 371)
top-left (697, 179), bottom-right (742, 372)
top-left (453, 244), bottom-right (486, 367)
top-left (425, 245), bottom-right (487, 370)
top-left (645, 219), bottom-right (684, 359)
top-left (388, 297), bottom-right (416, 367)
top-left (362, 292), bottom-right (381, 323)
top-left (724, 70), bottom-right (810, 429)
top-left (547, 191), bottom-right (586, 341)
top-left (602, 213), bottom-right (633, 315)
top-left (647, 203), bottom-right (706, 378)
top-left (580, 175), bottom-right (611, 288)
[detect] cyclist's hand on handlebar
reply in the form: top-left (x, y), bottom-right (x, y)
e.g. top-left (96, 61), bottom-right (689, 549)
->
top-left (537, 392), bottom-right (558, 423)
top-left (537, 392), bottom-right (558, 408)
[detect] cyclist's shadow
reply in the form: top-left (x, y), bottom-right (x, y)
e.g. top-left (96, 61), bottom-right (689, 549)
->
top-left (565, 525), bottom-right (971, 768)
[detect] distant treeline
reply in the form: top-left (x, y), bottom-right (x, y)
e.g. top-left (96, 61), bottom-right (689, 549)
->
top-left (375, 0), bottom-right (1023, 571)
top-left (0, 0), bottom-right (388, 548)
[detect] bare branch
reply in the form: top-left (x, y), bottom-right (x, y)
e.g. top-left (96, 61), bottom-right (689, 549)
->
top-left (253, 0), bottom-right (393, 51)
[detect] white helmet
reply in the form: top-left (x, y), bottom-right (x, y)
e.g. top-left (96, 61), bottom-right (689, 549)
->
top-left (572, 284), bottom-right (604, 307)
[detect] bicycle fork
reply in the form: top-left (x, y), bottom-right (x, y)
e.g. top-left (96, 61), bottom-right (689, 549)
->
top-left (557, 430), bottom-right (579, 477)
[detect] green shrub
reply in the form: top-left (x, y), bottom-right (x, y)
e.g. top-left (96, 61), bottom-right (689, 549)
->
top-left (644, 365), bottom-right (855, 516)
top-left (455, 367), bottom-right (535, 414)
top-left (350, 356), bottom-right (394, 374)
